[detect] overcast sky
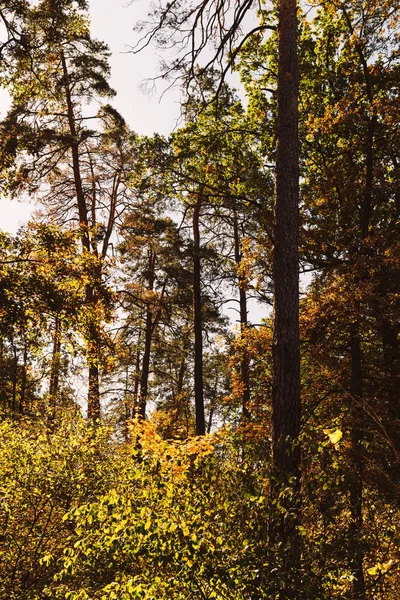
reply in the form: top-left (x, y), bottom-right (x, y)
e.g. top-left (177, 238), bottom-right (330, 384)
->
top-left (1, 0), bottom-right (183, 233)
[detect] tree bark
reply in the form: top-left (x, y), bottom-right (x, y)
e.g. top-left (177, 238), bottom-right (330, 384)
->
top-left (270, 0), bottom-right (301, 593)
top-left (11, 340), bottom-right (18, 415)
top-left (60, 51), bottom-right (90, 252)
top-left (61, 51), bottom-right (101, 420)
top-left (139, 302), bottom-right (153, 419)
top-left (139, 252), bottom-right (163, 419)
top-left (133, 330), bottom-right (142, 417)
top-left (344, 21), bottom-right (376, 593)
top-left (349, 322), bottom-right (366, 600)
top-left (19, 341), bottom-right (28, 415)
top-left (49, 315), bottom-right (61, 419)
top-left (233, 208), bottom-right (251, 421)
top-left (193, 194), bottom-right (206, 436)
top-left (86, 282), bottom-right (101, 422)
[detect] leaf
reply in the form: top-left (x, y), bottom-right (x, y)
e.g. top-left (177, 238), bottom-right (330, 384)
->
top-left (368, 560), bottom-right (393, 576)
top-left (323, 429), bottom-right (342, 444)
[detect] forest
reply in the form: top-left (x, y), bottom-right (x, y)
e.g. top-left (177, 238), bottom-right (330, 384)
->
top-left (0, 0), bottom-right (399, 598)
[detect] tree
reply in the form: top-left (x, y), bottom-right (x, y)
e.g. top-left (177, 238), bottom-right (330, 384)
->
top-left (132, 4), bottom-right (302, 587)
top-left (0, 0), bottom-right (136, 420)
top-left (0, 224), bottom-right (88, 418)
top-left (298, 2), bottom-right (400, 596)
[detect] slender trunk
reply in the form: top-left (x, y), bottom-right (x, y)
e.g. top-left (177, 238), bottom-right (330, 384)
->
top-left (133, 331), bottom-right (142, 416)
top-left (60, 51), bottom-right (90, 251)
top-left (19, 341), bottom-right (28, 415)
top-left (343, 21), bottom-right (375, 592)
top-left (139, 252), bottom-right (156, 418)
top-left (391, 155), bottom-right (400, 218)
top-left (381, 319), bottom-right (398, 380)
top-left (86, 281), bottom-right (101, 422)
top-left (49, 315), bottom-right (61, 418)
top-left (349, 322), bottom-right (366, 600)
top-left (122, 368), bottom-right (130, 441)
top-left (233, 209), bottom-right (250, 420)
top-left (175, 356), bottom-right (189, 436)
top-left (177, 357), bottom-right (186, 397)
top-left (11, 341), bottom-right (18, 415)
top-left (270, 0), bottom-right (301, 592)
top-left (61, 51), bottom-right (101, 420)
top-left (139, 306), bottom-right (153, 419)
top-left (87, 363), bottom-right (100, 420)
top-left (381, 319), bottom-right (400, 455)
top-left (360, 116), bottom-right (376, 239)
top-left (193, 195), bottom-right (205, 436)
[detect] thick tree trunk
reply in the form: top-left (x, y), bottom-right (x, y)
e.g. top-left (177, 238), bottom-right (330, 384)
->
top-left (233, 209), bottom-right (251, 420)
top-left (193, 195), bottom-right (205, 436)
top-left (270, 0), bottom-right (301, 592)
top-left (349, 322), bottom-right (366, 600)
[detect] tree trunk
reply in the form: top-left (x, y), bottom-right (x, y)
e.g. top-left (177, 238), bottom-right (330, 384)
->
top-left (133, 331), bottom-right (142, 417)
top-left (86, 282), bottom-right (101, 422)
top-left (61, 50), bottom-right (101, 421)
top-left (11, 341), bottom-right (18, 415)
top-left (381, 319), bottom-right (398, 381)
top-left (49, 315), bottom-right (61, 419)
top-left (139, 252), bottom-right (157, 419)
top-left (270, 0), bottom-right (301, 593)
top-left (60, 51), bottom-right (90, 252)
top-left (193, 195), bottom-right (205, 436)
top-left (19, 341), bottom-right (28, 415)
top-left (344, 24), bottom-right (376, 592)
top-left (139, 305), bottom-right (153, 419)
top-left (233, 208), bottom-right (251, 420)
top-left (349, 322), bottom-right (366, 600)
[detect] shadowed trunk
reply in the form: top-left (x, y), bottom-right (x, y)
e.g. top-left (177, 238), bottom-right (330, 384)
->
top-left (349, 322), bottom-right (366, 600)
top-left (193, 194), bottom-right (205, 436)
top-left (233, 208), bottom-right (250, 421)
top-left (139, 302), bottom-right (153, 419)
top-left (86, 282), bottom-right (101, 422)
top-left (18, 341), bottom-right (28, 415)
top-left (270, 0), bottom-right (301, 594)
top-left (133, 330), bottom-right (142, 417)
top-left (49, 315), bottom-right (61, 418)
top-left (139, 254), bottom-right (166, 419)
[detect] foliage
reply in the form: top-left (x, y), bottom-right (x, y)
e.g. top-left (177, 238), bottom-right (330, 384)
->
top-left (0, 0), bottom-right (399, 597)
top-left (45, 421), bottom-right (271, 600)
top-left (0, 413), bottom-right (121, 600)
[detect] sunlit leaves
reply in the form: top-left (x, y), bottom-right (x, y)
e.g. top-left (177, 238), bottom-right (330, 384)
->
top-left (323, 428), bottom-right (343, 445)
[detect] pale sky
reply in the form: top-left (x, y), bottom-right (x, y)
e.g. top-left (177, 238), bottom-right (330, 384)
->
top-left (1, 0), bottom-right (183, 234)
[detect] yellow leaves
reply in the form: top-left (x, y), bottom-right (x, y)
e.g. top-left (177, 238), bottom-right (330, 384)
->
top-left (367, 559), bottom-right (393, 576)
top-left (127, 418), bottom-right (216, 481)
top-left (323, 428), bottom-right (343, 445)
